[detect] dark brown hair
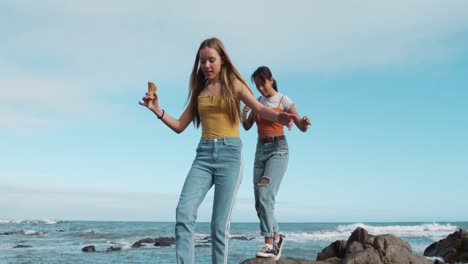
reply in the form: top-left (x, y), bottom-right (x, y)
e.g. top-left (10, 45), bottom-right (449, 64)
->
top-left (251, 66), bottom-right (278, 91)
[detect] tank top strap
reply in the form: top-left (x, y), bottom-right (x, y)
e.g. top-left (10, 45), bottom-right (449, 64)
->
top-left (277, 95), bottom-right (285, 108)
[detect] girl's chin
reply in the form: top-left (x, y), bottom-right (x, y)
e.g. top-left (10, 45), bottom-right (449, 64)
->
top-left (205, 75), bottom-right (217, 80)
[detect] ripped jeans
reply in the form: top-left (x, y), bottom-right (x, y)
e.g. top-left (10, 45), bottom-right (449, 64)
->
top-left (253, 138), bottom-right (289, 237)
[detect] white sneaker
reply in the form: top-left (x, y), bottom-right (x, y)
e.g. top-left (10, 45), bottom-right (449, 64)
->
top-left (256, 243), bottom-right (276, 258)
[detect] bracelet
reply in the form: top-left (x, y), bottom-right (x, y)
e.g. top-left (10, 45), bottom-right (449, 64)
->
top-left (157, 109), bottom-right (165, 119)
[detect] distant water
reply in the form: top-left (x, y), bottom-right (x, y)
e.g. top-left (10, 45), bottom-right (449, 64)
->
top-left (1, 220), bottom-right (467, 264)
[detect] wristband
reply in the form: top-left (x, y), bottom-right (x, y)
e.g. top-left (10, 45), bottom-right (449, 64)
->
top-left (157, 109), bottom-right (165, 119)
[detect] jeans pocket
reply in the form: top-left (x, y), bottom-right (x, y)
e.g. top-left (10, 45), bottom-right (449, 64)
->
top-left (225, 142), bottom-right (242, 153)
top-left (265, 144), bottom-right (288, 156)
top-left (196, 142), bottom-right (208, 152)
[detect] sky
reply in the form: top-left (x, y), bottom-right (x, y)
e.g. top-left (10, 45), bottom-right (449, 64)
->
top-left (1, 0), bottom-right (467, 223)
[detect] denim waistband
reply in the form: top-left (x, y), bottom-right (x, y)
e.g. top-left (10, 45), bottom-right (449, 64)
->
top-left (200, 137), bottom-right (241, 144)
top-left (258, 135), bottom-right (286, 144)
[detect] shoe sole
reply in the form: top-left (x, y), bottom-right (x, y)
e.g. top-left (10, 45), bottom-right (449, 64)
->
top-left (256, 252), bottom-right (275, 258)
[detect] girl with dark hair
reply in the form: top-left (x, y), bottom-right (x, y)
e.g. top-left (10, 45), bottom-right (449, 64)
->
top-left (242, 66), bottom-right (311, 260)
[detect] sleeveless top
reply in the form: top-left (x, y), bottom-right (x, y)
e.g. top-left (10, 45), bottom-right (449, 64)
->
top-left (198, 93), bottom-right (239, 138)
top-left (255, 93), bottom-right (293, 135)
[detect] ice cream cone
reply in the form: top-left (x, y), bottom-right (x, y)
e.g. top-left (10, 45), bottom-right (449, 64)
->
top-left (148, 82), bottom-right (157, 97)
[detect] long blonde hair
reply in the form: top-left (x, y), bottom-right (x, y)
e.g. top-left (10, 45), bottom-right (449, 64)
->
top-left (188, 38), bottom-right (252, 127)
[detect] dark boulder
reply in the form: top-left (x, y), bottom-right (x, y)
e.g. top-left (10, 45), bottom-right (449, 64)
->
top-left (132, 241), bottom-right (145, 248)
top-left (154, 236), bottom-right (175, 247)
top-left (231, 235), bottom-right (253, 240)
top-left (424, 228), bottom-right (468, 263)
top-left (317, 240), bottom-right (346, 260)
top-left (315, 227), bottom-right (433, 264)
top-left (81, 245), bottom-right (95, 252)
top-left (138, 238), bottom-right (156, 243)
top-left (13, 245), bottom-right (32, 248)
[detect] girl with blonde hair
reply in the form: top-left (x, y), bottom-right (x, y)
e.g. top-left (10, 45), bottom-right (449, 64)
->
top-left (140, 38), bottom-right (295, 264)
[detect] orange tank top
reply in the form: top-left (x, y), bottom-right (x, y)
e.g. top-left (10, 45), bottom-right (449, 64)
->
top-left (255, 96), bottom-right (285, 135)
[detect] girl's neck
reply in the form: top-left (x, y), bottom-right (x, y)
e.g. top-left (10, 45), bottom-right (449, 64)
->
top-left (206, 76), bottom-right (220, 85)
top-left (202, 80), bottom-right (222, 96)
top-left (265, 90), bottom-right (278, 98)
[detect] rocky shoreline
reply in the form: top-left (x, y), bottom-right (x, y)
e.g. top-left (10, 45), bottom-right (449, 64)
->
top-left (241, 227), bottom-right (468, 264)
top-left (19, 227), bottom-right (465, 263)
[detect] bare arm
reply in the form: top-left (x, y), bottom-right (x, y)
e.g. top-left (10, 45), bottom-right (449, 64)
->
top-left (236, 80), bottom-right (294, 129)
top-left (241, 105), bottom-right (255, 130)
top-left (139, 91), bottom-right (192, 134)
top-left (287, 104), bottom-right (311, 132)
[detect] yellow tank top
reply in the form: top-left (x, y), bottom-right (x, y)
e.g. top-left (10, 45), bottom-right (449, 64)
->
top-left (198, 93), bottom-right (239, 138)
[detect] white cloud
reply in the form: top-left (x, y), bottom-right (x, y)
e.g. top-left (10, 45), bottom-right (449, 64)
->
top-left (0, 183), bottom-right (258, 222)
top-left (0, 107), bottom-right (51, 133)
top-left (1, 183), bottom-right (178, 221)
top-left (1, 0), bottom-right (468, 132)
top-left (4, 0), bottom-right (468, 74)
top-left (0, 182), bottom-right (320, 222)
top-left (0, 65), bottom-right (128, 132)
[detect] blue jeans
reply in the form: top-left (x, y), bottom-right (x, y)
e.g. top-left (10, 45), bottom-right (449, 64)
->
top-left (253, 138), bottom-right (289, 237)
top-left (176, 137), bottom-right (243, 264)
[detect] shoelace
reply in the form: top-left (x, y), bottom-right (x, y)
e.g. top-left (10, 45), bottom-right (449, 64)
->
top-left (259, 244), bottom-right (273, 252)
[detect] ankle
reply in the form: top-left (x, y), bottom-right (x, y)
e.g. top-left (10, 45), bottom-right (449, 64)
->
top-left (264, 237), bottom-right (273, 245)
top-left (273, 233), bottom-right (279, 242)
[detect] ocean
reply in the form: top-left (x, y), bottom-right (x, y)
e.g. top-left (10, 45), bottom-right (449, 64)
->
top-left (1, 220), bottom-right (467, 263)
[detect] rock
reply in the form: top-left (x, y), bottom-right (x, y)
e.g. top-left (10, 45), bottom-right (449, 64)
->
top-left (317, 240), bottom-right (346, 260)
top-left (343, 247), bottom-right (383, 264)
top-left (373, 234), bottom-right (412, 252)
top-left (81, 245), bottom-right (95, 252)
top-left (424, 228), bottom-right (468, 263)
top-left (13, 245), bottom-right (32, 248)
top-left (315, 227), bottom-right (434, 264)
top-left (231, 235), bottom-right (253, 240)
top-left (372, 234), bottom-right (431, 264)
top-left (346, 227), bottom-right (369, 246)
top-left (242, 227), bottom-right (436, 263)
top-left (346, 240), bottom-right (365, 255)
top-left (240, 257), bottom-right (333, 264)
top-left (154, 236), bottom-right (175, 247)
top-left (138, 238), bottom-right (156, 243)
top-left (132, 241), bottom-right (145, 248)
